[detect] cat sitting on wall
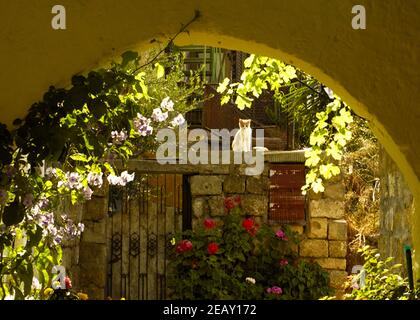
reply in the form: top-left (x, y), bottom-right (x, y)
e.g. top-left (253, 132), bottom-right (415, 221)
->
top-left (232, 119), bottom-right (252, 152)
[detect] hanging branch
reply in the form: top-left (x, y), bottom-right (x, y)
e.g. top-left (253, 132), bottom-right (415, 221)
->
top-left (133, 10), bottom-right (201, 73)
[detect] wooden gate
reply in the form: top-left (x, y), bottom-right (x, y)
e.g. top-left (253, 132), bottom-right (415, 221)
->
top-left (105, 172), bottom-right (191, 300)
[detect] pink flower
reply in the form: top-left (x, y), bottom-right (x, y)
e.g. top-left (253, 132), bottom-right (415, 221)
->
top-left (266, 286), bottom-right (282, 295)
top-left (203, 218), bottom-right (216, 230)
top-left (276, 229), bottom-right (288, 241)
top-left (279, 259), bottom-right (289, 266)
top-left (207, 242), bottom-right (219, 255)
top-left (64, 276), bottom-right (72, 289)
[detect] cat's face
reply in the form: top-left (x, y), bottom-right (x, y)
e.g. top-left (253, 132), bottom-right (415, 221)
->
top-left (239, 119), bottom-right (251, 128)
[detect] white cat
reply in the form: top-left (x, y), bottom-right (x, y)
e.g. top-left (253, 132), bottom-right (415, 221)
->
top-left (232, 119), bottom-right (252, 152)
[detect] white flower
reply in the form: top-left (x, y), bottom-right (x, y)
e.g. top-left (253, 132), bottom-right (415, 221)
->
top-left (120, 171), bottom-right (135, 185)
top-left (87, 172), bottom-right (103, 188)
top-left (67, 172), bottom-right (82, 189)
top-left (32, 277), bottom-right (42, 290)
top-left (151, 108), bottom-right (168, 122)
top-left (107, 171), bottom-right (135, 186)
top-left (111, 130), bottom-right (128, 145)
top-left (107, 174), bottom-right (122, 186)
top-left (245, 277), bottom-right (256, 284)
top-left (82, 187), bottom-right (93, 200)
top-left (134, 113), bottom-right (153, 136)
top-left (160, 97), bottom-right (174, 111)
top-left (171, 114), bottom-right (186, 127)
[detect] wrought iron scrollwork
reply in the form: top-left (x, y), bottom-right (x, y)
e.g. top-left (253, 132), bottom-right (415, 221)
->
top-left (165, 232), bottom-right (175, 257)
top-left (129, 232), bottom-right (140, 257)
top-left (111, 232), bottom-right (122, 263)
top-left (147, 233), bottom-right (157, 257)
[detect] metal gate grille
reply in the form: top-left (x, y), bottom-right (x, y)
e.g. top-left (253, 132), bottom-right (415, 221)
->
top-left (106, 173), bottom-right (187, 300)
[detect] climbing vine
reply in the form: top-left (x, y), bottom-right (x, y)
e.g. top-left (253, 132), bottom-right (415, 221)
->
top-left (217, 54), bottom-right (354, 194)
top-left (0, 47), bottom-right (205, 299)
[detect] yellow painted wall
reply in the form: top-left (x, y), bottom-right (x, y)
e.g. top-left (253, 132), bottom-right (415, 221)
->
top-left (1, 0), bottom-right (420, 279)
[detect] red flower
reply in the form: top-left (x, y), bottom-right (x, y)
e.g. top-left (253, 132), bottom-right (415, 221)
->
top-left (207, 242), bottom-right (219, 255)
top-left (242, 218), bottom-right (254, 231)
top-left (247, 224), bottom-right (259, 237)
top-left (224, 197), bottom-right (235, 211)
top-left (234, 195), bottom-right (241, 204)
top-left (176, 240), bottom-right (193, 253)
top-left (64, 276), bottom-right (72, 289)
top-left (203, 218), bottom-right (216, 229)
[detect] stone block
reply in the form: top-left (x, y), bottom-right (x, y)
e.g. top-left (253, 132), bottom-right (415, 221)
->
top-left (84, 197), bottom-right (108, 221)
top-left (328, 270), bottom-right (348, 289)
top-left (208, 196), bottom-right (226, 216)
top-left (324, 182), bottom-right (345, 200)
top-left (79, 263), bottom-right (107, 290)
top-left (246, 176), bottom-right (269, 194)
top-left (192, 197), bottom-right (208, 218)
top-left (308, 189), bottom-right (324, 200)
top-left (299, 239), bottom-right (328, 257)
top-left (223, 176), bottom-right (246, 193)
top-left (309, 199), bottom-right (344, 219)
top-left (308, 218), bottom-right (328, 239)
top-left (190, 176), bottom-right (222, 195)
top-left (315, 258), bottom-right (346, 270)
top-left (328, 220), bottom-right (348, 240)
top-left (329, 241), bottom-right (347, 258)
top-left (79, 242), bottom-right (107, 266)
top-left (241, 195), bottom-right (268, 216)
top-left (83, 285), bottom-right (105, 300)
top-left (81, 220), bottom-right (106, 244)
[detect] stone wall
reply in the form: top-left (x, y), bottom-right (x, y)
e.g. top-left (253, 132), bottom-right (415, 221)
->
top-left (63, 154), bottom-right (348, 299)
top-left (305, 176), bottom-right (348, 295)
top-left (62, 185), bottom-right (109, 299)
top-left (188, 158), bottom-right (348, 295)
top-left (378, 147), bottom-right (414, 274)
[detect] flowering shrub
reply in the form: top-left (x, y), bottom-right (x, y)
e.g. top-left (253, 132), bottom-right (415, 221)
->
top-left (168, 196), bottom-right (331, 300)
top-left (0, 48), bottom-right (205, 299)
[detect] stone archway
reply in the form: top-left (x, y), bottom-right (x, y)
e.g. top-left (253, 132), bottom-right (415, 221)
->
top-left (1, 0), bottom-right (420, 278)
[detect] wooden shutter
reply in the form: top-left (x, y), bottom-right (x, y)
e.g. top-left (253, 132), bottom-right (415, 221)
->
top-left (269, 163), bottom-right (306, 223)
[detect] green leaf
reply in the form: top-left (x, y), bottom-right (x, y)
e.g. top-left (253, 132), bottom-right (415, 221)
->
top-left (235, 95), bottom-right (252, 110)
top-left (217, 78), bottom-right (230, 94)
top-left (243, 54), bottom-right (255, 68)
top-left (220, 95), bottom-right (230, 105)
top-left (70, 153), bottom-right (89, 162)
top-left (155, 63), bottom-right (165, 79)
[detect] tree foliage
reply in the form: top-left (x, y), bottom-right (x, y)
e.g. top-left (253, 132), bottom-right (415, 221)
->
top-left (217, 54), bottom-right (354, 194)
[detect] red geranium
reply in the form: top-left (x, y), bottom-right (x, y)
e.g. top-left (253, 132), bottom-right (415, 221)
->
top-left (224, 196), bottom-right (241, 211)
top-left (203, 218), bottom-right (216, 229)
top-left (176, 240), bottom-right (193, 253)
top-left (242, 218), bottom-right (259, 236)
top-left (224, 197), bottom-right (235, 211)
top-left (207, 242), bottom-right (219, 255)
top-left (242, 218), bottom-right (254, 231)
